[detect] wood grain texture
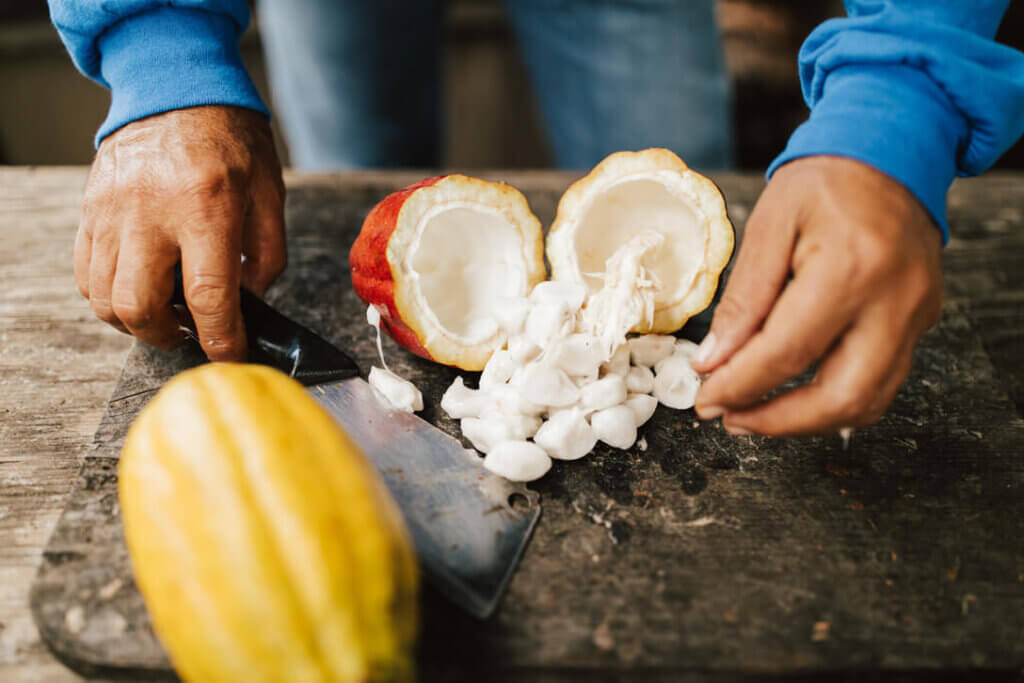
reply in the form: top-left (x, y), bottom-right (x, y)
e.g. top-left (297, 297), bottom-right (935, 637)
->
top-left (0, 168), bottom-right (129, 682)
top-left (24, 171), bottom-right (1024, 681)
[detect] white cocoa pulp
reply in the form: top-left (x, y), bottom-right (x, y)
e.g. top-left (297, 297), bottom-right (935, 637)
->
top-left (493, 296), bottom-right (531, 336)
top-left (438, 238), bottom-right (705, 483)
top-left (519, 364), bottom-right (579, 408)
top-left (625, 365), bottom-right (655, 394)
top-left (628, 334), bottom-right (676, 367)
top-left (529, 280), bottom-right (587, 311)
top-left (367, 304), bottom-right (389, 372)
top-left (460, 416), bottom-right (515, 453)
top-left (508, 335), bottom-right (541, 365)
top-left (580, 231), bottom-right (663, 360)
top-left (366, 305), bottom-right (424, 412)
top-left (524, 301), bottom-right (575, 349)
top-left (533, 409), bottom-right (597, 461)
top-left (672, 338), bottom-right (700, 361)
top-left (489, 384), bottom-right (545, 418)
top-left (579, 375), bottom-right (628, 413)
top-left (601, 344), bottom-right (631, 378)
top-left (591, 405), bottom-right (638, 449)
top-left (550, 333), bottom-right (603, 378)
top-left (483, 441), bottom-right (552, 481)
top-left (482, 411), bottom-right (543, 441)
top-left (368, 366), bottom-right (424, 413)
top-left (653, 356), bottom-right (700, 410)
top-left (440, 377), bottom-right (487, 419)
top-left (625, 393), bottom-right (658, 427)
top-left (479, 349), bottom-right (517, 390)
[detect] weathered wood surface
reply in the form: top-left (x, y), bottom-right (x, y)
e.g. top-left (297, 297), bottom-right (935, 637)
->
top-left (2, 167), bottom-right (1024, 681)
top-left (0, 168), bottom-right (130, 683)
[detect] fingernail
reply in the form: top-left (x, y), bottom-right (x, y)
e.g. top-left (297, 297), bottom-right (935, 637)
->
top-left (725, 424), bottom-right (753, 436)
top-left (696, 404), bottom-right (724, 420)
top-left (692, 332), bottom-right (717, 366)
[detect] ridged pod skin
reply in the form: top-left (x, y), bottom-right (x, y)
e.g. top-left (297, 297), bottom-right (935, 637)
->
top-left (350, 176), bottom-right (446, 361)
top-left (350, 174), bottom-right (546, 371)
top-left (119, 363), bottom-right (418, 683)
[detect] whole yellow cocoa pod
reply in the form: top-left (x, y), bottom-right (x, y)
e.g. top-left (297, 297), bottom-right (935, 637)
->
top-left (119, 363), bottom-right (418, 682)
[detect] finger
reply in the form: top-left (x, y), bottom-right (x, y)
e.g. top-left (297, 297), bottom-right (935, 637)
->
top-left (179, 214), bottom-right (247, 362)
top-left (695, 253), bottom-right (861, 417)
top-left (240, 173), bottom-right (287, 295)
top-left (74, 222), bottom-right (92, 299)
top-left (721, 313), bottom-right (916, 437)
top-left (111, 230), bottom-right (186, 351)
top-left (78, 145), bottom-right (115, 299)
top-left (690, 187), bottom-right (797, 374)
top-left (88, 225), bottom-right (128, 334)
top-left (721, 342), bottom-right (913, 437)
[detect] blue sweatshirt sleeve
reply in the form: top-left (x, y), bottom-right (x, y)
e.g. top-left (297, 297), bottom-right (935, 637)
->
top-left (768, 1), bottom-right (1024, 242)
top-left (48, 1), bottom-right (269, 145)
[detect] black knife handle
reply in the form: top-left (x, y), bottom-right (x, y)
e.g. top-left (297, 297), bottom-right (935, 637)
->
top-left (171, 265), bottom-right (360, 385)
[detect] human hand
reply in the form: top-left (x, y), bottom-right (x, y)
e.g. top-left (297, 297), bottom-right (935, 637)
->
top-left (690, 156), bottom-right (943, 436)
top-left (75, 105), bottom-right (286, 361)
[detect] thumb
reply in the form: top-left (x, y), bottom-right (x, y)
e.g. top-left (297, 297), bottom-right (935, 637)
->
top-left (690, 187), bottom-right (797, 374)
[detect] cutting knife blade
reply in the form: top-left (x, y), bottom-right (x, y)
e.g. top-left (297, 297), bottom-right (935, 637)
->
top-left (170, 266), bottom-right (540, 618)
top-left (310, 377), bottom-right (539, 618)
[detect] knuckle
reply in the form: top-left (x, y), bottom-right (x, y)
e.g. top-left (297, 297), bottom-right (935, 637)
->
top-left (903, 266), bottom-right (930, 298)
top-left (268, 170), bottom-right (286, 198)
top-left (773, 343), bottom-right (816, 378)
top-left (830, 386), bottom-right (872, 424)
top-left (265, 248), bottom-right (287, 280)
top-left (109, 165), bottom-right (146, 196)
top-left (83, 167), bottom-right (116, 205)
top-left (82, 182), bottom-right (110, 208)
top-left (182, 163), bottom-right (246, 201)
top-left (90, 297), bottom-right (116, 324)
top-left (885, 359), bottom-right (915, 410)
top-left (712, 294), bottom-right (750, 326)
top-left (184, 276), bottom-right (233, 314)
top-left (857, 404), bottom-right (888, 427)
top-left (111, 293), bottom-right (151, 328)
top-left (851, 230), bottom-right (898, 283)
top-left (150, 335), bottom-right (185, 352)
top-left (904, 265), bottom-right (942, 319)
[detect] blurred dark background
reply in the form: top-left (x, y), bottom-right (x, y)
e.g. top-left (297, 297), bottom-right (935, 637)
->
top-left (1, 0), bottom-right (1022, 169)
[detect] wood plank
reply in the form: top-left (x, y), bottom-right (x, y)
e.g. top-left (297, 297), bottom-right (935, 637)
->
top-left (3, 167), bottom-right (1023, 680)
top-left (0, 168), bottom-right (129, 682)
top-left (28, 173), bottom-right (1024, 679)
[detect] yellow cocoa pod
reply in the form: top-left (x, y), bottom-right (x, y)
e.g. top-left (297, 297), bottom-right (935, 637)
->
top-left (119, 363), bottom-right (418, 683)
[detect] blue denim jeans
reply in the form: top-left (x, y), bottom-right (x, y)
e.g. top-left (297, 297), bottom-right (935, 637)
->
top-left (258, 0), bottom-right (732, 170)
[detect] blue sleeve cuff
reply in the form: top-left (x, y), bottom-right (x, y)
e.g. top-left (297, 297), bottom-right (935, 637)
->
top-left (96, 6), bottom-right (268, 145)
top-left (768, 64), bottom-right (968, 244)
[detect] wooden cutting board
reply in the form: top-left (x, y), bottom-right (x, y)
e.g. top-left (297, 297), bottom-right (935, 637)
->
top-left (30, 174), bottom-right (1024, 681)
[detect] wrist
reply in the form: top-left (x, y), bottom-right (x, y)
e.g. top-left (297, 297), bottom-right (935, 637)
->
top-left (96, 7), bottom-right (269, 145)
top-left (768, 64), bottom-right (967, 244)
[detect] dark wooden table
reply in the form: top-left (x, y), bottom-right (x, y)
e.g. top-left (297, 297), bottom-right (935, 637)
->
top-left (3, 168), bottom-right (1023, 682)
